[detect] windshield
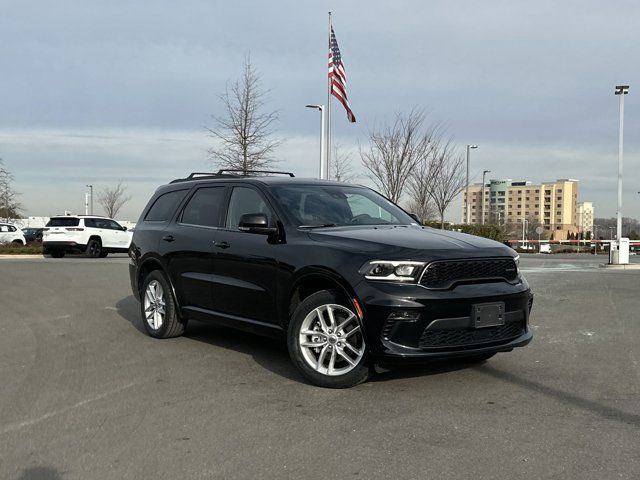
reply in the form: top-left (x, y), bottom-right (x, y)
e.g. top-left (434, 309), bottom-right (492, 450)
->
top-left (271, 185), bottom-right (414, 227)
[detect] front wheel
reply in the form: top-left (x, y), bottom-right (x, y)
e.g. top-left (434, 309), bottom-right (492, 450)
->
top-left (287, 290), bottom-right (372, 388)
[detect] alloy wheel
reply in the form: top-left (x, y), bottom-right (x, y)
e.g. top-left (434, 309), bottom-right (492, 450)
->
top-left (144, 280), bottom-right (166, 330)
top-left (298, 304), bottom-right (365, 376)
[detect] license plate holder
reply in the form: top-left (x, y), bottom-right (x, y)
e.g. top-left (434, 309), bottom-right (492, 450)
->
top-left (472, 302), bottom-right (505, 328)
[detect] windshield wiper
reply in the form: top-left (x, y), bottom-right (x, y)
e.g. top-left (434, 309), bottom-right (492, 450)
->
top-left (298, 223), bottom-right (338, 229)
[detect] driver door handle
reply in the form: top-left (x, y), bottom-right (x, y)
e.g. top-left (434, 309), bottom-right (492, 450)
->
top-left (214, 240), bottom-right (231, 249)
top-left (162, 235), bottom-right (175, 242)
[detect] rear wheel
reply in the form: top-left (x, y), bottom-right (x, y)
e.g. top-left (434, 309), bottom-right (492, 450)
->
top-left (288, 290), bottom-right (372, 388)
top-left (11, 239), bottom-right (24, 245)
top-left (86, 238), bottom-right (102, 258)
top-left (140, 270), bottom-right (186, 338)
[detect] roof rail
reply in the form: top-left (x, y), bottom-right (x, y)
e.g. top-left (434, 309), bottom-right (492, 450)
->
top-left (170, 170), bottom-right (295, 184)
top-left (215, 169), bottom-right (295, 177)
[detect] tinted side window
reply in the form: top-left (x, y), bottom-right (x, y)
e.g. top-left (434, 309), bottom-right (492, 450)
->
top-left (107, 220), bottom-right (122, 230)
top-left (225, 187), bottom-right (272, 230)
top-left (84, 219), bottom-right (96, 228)
top-left (180, 187), bottom-right (226, 228)
top-left (46, 218), bottom-right (80, 227)
top-left (145, 190), bottom-right (187, 222)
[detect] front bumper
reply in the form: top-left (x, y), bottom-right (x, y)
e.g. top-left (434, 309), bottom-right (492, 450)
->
top-left (354, 277), bottom-right (533, 362)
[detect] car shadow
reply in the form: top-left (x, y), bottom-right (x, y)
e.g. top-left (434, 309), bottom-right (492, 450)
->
top-left (476, 364), bottom-right (640, 428)
top-left (370, 357), bottom-right (488, 383)
top-left (16, 466), bottom-right (64, 479)
top-left (114, 296), bottom-right (302, 383)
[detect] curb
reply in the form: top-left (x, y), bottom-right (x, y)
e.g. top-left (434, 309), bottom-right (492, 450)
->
top-left (0, 255), bottom-right (44, 259)
top-left (599, 263), bottom-right (640, 270)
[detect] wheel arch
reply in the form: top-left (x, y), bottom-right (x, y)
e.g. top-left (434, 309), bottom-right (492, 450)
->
top-left (285, 268), bottom-right (362, 330)
top-left (137, 257), bottom-right (182, 310)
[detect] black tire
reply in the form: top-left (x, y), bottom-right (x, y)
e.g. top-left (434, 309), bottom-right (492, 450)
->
top-left (287, 289), bottom-right (372, 388)
top-left (11, 239), bottom-right (24, 245)
top-left (50, 250), bottom-right (65, 258)
top-left (99, 251), bottom-right (109, 258)
top-left (140, 270), bottom-right (186, 339)
top-left (86, 238), bottom-right (102, 258)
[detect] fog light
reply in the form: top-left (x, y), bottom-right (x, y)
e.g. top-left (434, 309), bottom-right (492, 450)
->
top-left (388, 310), bottom-right (421, 321)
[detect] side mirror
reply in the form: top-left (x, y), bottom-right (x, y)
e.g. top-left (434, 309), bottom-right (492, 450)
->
top-left (238, 213), bottom-right (278, 235)
top-left (409, 213), bottom-right (422, 224)
top-left (121, 226), bottom-right (128, 231)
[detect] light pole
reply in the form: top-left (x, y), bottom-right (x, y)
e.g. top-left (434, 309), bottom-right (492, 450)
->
top-left (614, 85), bottom-right (629, 244)
top-left (86, 184), bottom-right (93, 215)
top-left (306, 105), bottom-right (326, 180)
top-left (520, 218), bottom-right (529, 248)
top-left (464, 144), bottom-right (478, 223)
top-left (481, 170), bottom-right (491, 225)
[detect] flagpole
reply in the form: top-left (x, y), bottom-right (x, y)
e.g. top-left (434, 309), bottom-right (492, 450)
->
top-left (325, 11), bottom-right (332, 180)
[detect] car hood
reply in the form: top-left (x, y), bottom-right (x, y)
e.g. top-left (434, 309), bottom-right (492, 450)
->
top-left (307, 225), bottom-right (513, 260)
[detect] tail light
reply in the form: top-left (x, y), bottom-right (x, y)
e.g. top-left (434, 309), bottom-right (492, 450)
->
top-left (65, 228), bottom-right (84, 231)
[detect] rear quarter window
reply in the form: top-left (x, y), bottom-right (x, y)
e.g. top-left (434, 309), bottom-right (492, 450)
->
top-left (46, 218), bottom-right (80, 227)
top-left (145, 190), bottom-right (187, 222)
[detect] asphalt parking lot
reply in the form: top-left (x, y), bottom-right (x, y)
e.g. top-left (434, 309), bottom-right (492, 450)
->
top-left (1, 254), bottom-right (639, 480)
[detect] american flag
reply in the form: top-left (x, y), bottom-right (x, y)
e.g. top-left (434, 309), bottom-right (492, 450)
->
top-left (328, 26), bottom-right (356, 123)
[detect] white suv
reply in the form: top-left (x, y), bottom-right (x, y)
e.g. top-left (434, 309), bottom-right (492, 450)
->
top-left (0, 223), bottom-right (26, 245)
top-left (42, 215), bottom-right (133, 258)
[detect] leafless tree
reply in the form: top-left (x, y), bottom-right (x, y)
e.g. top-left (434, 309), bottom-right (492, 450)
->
top-left (97, 181), bottom-right (131, 219)
top-left (207, 56), bottom-right (281, 174)
top-left (329, 144), bottom-right (357, 183)
top-left (360, 109), bottom-right (436, 203)
top-left (428, 142), bottom-right (466, 228)
top-left (405, 132), bottom-right (446, 222)
top-left (0, 159), bottom-right (21, 221)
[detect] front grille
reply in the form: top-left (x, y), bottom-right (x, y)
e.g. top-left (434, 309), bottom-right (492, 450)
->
top-left (419, 321), bottom-right (524, 349)
top-left (420, 258), bottom-right (518, 289)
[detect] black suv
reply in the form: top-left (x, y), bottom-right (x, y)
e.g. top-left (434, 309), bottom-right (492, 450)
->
top-left (129, 171), bottom-right (533, 388)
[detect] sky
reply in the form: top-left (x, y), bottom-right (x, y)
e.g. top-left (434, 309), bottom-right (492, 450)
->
top-left (1, 0), bottom-right (639, 221)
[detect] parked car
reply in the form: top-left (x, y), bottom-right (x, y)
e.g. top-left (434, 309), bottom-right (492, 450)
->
top-left (42, 215), bottom-right (132, 258)
top-left (22, 227), bottom-right (44, 243)
top-left (0, 223), bottom-right (26, 245)
top-left (129, 171), bottom-right (533, 388)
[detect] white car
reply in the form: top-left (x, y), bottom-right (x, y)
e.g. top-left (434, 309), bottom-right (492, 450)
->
top-left (0, 223), bottom-right (26, 245)
top-left (42, 215), bottom-right (133, 258)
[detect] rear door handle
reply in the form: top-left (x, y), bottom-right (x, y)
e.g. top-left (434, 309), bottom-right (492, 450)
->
top-left (162, 235), bottom-right (175, 242)
top-left (214, 241), bottom-right (230, 249)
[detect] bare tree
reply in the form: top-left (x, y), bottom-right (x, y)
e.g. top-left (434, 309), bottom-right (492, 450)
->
top-left (428, 142), bottom-right (466, 228)
top-left (0, 159), bottom-right (21, 221)
top-left (405, 133), bottom-right (445, 222)
top-left (360, 109), bottom-right (436, 203)
top-left (97, 181), bottom-right (131, 219)
top-left (329, 144), bottom-right (357, 183)
top-left (207, 56), bottom-right (281, 173)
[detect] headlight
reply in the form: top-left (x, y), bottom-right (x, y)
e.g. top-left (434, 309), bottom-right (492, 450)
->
top-left (513, 254), bottom-right (520, 273)
top-left (360, 260), bottom-right (426, 282)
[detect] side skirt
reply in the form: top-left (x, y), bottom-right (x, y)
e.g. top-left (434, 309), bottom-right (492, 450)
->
top-left (182, 306), bottom-right (284, 340)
